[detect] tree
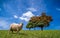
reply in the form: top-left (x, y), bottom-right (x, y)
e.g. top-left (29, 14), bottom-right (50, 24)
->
top-left (26, 22), bottom-right (33, 30)
top-left (36, 21), bottom-right (47, 31)
top-left (29, 12), bottom-right (53, 31)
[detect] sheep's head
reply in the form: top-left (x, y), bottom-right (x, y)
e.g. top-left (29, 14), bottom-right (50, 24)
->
top-left (19, 22), bottom-right (23, 25)
top-left (19, 23), bottom-right (23, 28)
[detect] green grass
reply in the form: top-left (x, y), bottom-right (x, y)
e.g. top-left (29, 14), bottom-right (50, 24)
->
top-left (0, 30), bottom-right (60, 38)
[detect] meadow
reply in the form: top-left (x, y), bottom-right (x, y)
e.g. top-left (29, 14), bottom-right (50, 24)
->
top-left (0, 30), bottom-right (60, 38)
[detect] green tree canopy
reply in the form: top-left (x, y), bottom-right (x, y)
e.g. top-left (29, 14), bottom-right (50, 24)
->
top-left (26, 22), bottom-right (33, 30)
top-left (26, 12), bottom-right (53, 31)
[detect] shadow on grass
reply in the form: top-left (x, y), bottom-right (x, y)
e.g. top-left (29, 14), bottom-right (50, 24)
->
top-left (19, 33), bottom-right (27, 35)
top-left (11, 32), bottom-right (27, 35)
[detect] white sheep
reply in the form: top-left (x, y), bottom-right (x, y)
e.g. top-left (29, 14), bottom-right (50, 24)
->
top-left (9, 23), bottom-right (23, 33)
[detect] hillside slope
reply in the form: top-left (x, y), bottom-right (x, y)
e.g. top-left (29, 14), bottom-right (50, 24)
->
top-left (0, 30), bottom-right (60, 38)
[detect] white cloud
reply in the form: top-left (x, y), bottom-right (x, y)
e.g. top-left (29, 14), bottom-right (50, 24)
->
top-left (27, 8), bottom-right (37, 12)
top-left (23, 11), bottom-right (34, 17)
top-left (13, 15), bottom-right (18, 18)
top-left (19, 11), bottom-right (35, 22)
top-left (20, 17), bottom-right (29, 22)
top-left (0, 19), bottom-right (10, 30)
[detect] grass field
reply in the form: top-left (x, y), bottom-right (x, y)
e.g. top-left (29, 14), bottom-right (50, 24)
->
top-left (0, 30), bottom-right (60, 38)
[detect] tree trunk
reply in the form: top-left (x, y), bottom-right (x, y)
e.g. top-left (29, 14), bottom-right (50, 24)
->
top-left (41, 27), bottom-right (43, 31)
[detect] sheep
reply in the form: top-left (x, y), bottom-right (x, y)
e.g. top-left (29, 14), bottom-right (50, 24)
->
top-left (9, 23), bottom-right (23, 33)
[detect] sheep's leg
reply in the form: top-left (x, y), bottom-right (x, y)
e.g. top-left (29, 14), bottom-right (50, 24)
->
top-left (11, 30), bottom-right (13, 33)
top-left (10, 27), bottom-right (13, 33)
top-left (17, 29), bottom-right (19, 34)
top-left (10, 29), bottom-right (13, 33)
top-left (8, 29), bottom-right (13, 34)
top-left (17, 31), bottom-right (19, 34)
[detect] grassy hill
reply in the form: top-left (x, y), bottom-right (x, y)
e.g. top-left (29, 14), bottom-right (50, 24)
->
top-left (0, 30), bottom-right (60, 38)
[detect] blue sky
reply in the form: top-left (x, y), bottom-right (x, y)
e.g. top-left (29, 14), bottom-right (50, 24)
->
top-left (0, 0), bottom-right (60, 30)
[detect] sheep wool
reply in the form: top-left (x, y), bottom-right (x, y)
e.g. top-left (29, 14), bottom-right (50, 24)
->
top-left (9, 23), bottom-right (23, 33)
